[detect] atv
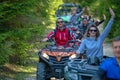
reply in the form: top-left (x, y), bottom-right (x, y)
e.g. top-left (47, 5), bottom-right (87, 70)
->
top-left (36, 40), bottom-right (81, 80)
top-left (64, 55), bottom-right (111, 80)
top-left (64, 59), bottom-right (99, 80)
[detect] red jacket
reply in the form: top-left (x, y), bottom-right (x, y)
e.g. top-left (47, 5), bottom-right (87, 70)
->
top-left (47, 27), bottom-right (75, 46)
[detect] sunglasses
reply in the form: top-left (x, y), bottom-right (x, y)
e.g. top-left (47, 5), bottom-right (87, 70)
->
top-left (89, 29), bottom-right (97, 32)
top-left (57, 21), bottom-right (64, 23)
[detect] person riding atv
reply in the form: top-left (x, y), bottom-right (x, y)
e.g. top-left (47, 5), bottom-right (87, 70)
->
top-left (36, 41), bottom-right (79, 80)
top-left (69, 7), bottom-right (85, 29)
top-left (64, 7), bottom-right (115, 80)
top-left (55, 3), bottom-right (89, 40)
top-left (43, 17), bottom-right (76, 47)
top-left (36, 18), bottom-right (81, 80)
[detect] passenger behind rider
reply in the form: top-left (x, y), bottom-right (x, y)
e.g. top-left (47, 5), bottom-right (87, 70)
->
top-left (69, 7), bottom-right (85, 28)
top-left (79, 14), bottom-right (106, 35)
top-left (92, 36), bottom-right (120, 80)
top-left (43, 18), bottom-right (76, 48)
top-left (79, 18), bottom-right (90, 35)
top-left (76, 8), bottom-right (115, 65)
top-left (78, 6), bottom-right (94, 35)
top-left (81, 6), bottom-right (92, 21)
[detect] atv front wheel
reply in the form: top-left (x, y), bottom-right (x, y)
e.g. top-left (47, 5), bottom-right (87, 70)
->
top-left (36, 62), bottom-right (47, 80)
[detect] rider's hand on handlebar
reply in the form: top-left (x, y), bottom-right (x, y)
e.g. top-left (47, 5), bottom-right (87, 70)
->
top-left (75, 50), bottom-right (80, 54)
top-left (42, 38), bottom-right (48, 42)
top-left (42, 38), bottom-right (54, 42)
top-left (75, 51), bottom-right (81, 58)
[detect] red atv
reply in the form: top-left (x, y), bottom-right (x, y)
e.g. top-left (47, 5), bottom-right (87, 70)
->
top-left (36, 40), bottom-right (81, 80)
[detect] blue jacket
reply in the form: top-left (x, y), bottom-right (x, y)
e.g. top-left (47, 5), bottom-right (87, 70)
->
top-left (100, 57), bottom-right (120, 79)
top-left (76, 18), bottom-right (114, 59)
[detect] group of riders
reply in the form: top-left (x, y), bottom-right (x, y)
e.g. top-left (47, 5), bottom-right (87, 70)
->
top-left (43, 6), bottom-right (120, 80)
top-left (44, 7), bottom-right (107, 46)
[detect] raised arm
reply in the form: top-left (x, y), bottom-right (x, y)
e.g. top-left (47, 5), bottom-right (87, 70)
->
top-left (97, 14), bottom-right (106, 26)
top-left (87, 6), bottom-right (91, 16)
top-left (77, 7), bottom-right (85, 17)
top-left (99, 8), bottom-right (115, 41)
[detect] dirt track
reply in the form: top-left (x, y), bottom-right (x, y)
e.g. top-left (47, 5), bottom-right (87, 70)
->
top-left (103, 42), bottom-right (114, 57)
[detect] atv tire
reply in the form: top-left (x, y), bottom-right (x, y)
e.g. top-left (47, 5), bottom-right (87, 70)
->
top-left (36, 62), bottom-right (47, 80)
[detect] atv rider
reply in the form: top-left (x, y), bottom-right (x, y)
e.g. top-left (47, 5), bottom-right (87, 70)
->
top-left (43, 18), bottom-right (76, 47)
top-left (79, 18), bottom-right (91, 35)
top-left (76, 8), bottom-right (115, 65)
top-left (69, 7), bottom-right (85, 29)
top-left (79, 7), bottom-right (106, 35)
top-left (79, 14), bottom-right (106, 36)
top-left (92, 36), bottom-right (120, 80)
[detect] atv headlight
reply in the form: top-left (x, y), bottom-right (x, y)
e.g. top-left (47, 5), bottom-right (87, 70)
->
top-left (42, 53), bottom-right (49, 59)
top-left (69, 54), bottom-right (77, 60)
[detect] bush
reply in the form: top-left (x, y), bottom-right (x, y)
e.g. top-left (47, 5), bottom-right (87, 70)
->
top-left (0, 24), bottom-right (46, 65)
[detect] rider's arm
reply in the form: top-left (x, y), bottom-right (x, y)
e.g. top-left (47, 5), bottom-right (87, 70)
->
top-left (47, 31), bottom-right (55, 40)
top-left (69, 30), bottom-right (76, 41)
top-left (87, 6), bottom-right (91, 16)
top-left (42, 31), bottom-right (55, 42)
top-left (76, 39), bottom-right (86, 54)
top-left (77, 7), bottom-right (85, 17)
top-left (99, 8), bottom-right (115, 42)
top-left (96, 14), bottom-right (106, 26)
top-left (99, 17), bottom-right (114, 42)
top-left (98, 19), bottom-right (104, 25)
top-left (87, 6), bottom-right (92, 21)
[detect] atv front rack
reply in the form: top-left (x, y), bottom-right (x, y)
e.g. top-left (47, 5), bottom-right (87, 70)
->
top-left (64, 59), bottom-right (99, 80)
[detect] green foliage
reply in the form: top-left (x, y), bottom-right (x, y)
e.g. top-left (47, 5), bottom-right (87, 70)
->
top-left (0, 0), bottom-right (34, 22)
top-left (0, 32), bottom-right (14, 65)
top-left (107, 0), bottom-right (120, 38)
top-left (0, 24), bottom-right (46, 65)
top-left (0, 0), bottom-right (54, 65)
